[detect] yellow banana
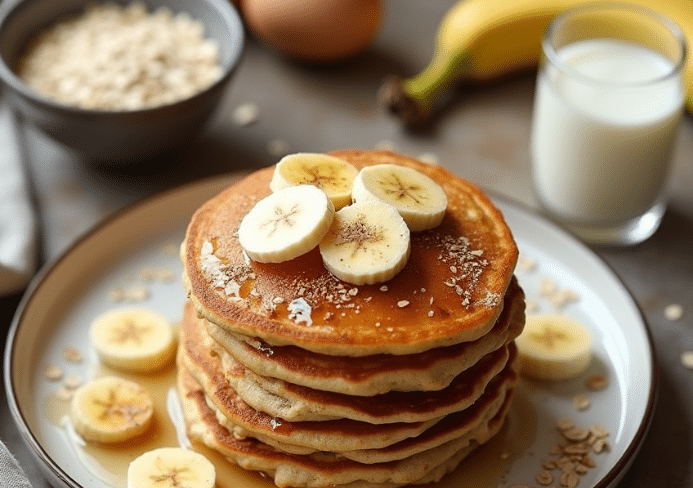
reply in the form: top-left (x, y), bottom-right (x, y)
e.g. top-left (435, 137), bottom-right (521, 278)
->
top-left (381, 0), bottom-right (693, 127)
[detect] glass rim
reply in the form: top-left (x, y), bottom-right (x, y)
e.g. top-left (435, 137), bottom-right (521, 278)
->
top-left (542, 1), bottom-right (687, 88)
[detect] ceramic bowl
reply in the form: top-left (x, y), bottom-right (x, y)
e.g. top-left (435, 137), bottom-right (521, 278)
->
top-left (0, 0), bottom-right (244, 163)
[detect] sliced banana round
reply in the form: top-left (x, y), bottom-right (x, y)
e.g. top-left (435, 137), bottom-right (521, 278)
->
top-left (270, 152), bottom-right (359, 210)
top-left (127, 447), bottom-right (216, 488)
top-left (71, 376), bottom-right (153, 443)
top-left (351, 163), bottom-right (448, 231)
top-left (238, 185), bottom-right (335, 263)
top-left (319, 200), bottom-right (410, 285)
top-left (90, 308), bottom-right (176, 373)
top-left (515, 314), bottom-right (593, 381)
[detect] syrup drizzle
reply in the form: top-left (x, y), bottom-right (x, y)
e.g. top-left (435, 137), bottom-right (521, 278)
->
top-left (44, 363), bottom-right (536, 488)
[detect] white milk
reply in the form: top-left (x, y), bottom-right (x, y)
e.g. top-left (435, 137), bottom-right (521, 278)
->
top-left (531, 39), bottom-right (684, 224)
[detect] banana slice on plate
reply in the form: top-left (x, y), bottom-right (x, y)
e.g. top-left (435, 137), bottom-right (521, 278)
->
top-left (128, 447), bottom-right (215, 488)
top-left (319, 200), bottom-right (410, 285)
top-left (515, 314), bottom-right (593, 381)
top-left (90, 308), bottom-right (176, 373)
top-left (270, 152), bottom-right (359, 210)
top-left (351, 163), bottom-right (448, 231)
top-left (71, 376), bottom-right (153, 443)
top-left (238, 184), bottom-right (335, 263)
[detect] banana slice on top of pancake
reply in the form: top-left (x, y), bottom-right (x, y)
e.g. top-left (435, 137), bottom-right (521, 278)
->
top-left (319, 200), bottom-right (411, 285)
top-left (351, 163), bottom-right (448, 231)
top-left (270, 152), bottom-right (359, 210)
top-left (238, 184), bottom-right (335, 263)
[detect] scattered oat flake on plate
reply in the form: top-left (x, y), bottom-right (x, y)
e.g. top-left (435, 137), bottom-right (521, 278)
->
top-left (139, 266), bottom-right (175, 282)
top-left (45, 365), bottom-right (63, 381)
top-left (549, 288), bottom-right (579, 309)
top-left (128, 285), bottom-right (150, 301)
top-left (109, 288), bottom-right (126, 302)
top-left (54, 385), bottom-right (74, 402)
top-left (664, 303), bottom-right (684, 321)
top-left (160, 242), bottom-right (179, 257)
top-left (525, 299), bottom-right (539, 314)
top-left (63, 374), bottom-right (83, 390)
top-left (585, 374), bottom-right (608, 390)
top-left (110, 285), bottom-right (152, 302)
top-left (573, 393), bottom-right (590, 411)
top-left (535, 470), bottom-right (553, 485)
top-left (538, 277), bottom-right (557, 296)
top-left (560, 471), bottom-right (580, 488)
top-left (517, 255), bottom-right (536, 272)
top-left (556, 417), bottom-right (574, 431)
top-left (63, 346), bottom-right (83, 363)
top-left (564, 426), bottom-right (590, 442)
top-left (530, 418), bottom-right (610, 488)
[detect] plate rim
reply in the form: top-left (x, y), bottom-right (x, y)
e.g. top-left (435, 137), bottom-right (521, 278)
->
top-left (490, 192), bottom-right (659, 488)
top-left (4, 174), bottom-right (658, 488)
top-left (3, 173), bottom-right (243, 488)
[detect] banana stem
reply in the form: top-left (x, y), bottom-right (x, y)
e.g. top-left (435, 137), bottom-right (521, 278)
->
top-left (382, 51), bottom-right (470, 128)
top-left (404, 52), bottom-right (469, 111)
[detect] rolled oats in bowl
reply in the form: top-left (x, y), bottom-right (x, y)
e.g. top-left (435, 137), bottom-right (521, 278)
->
top-left (0, 0), bottom-right (244, 162)
top-left (17, 1), bottom-right (224, 111)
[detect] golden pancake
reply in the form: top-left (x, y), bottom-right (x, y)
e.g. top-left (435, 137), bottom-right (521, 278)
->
top-left (181, 300), bottom-right (515, 424)
top-left (178, 366), bottom-right (513, 488)
top-left (208, 277), bottom-right (524, 397)
top-left (179, 314), bottom-right (441, 452)
top-left (205, 370), bottom-right (515, 462)
top-left (182, 150), bottom-right (518, 356)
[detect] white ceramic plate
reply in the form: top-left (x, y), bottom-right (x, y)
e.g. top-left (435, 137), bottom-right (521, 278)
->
top-left (4, 174), bottom-right (656, 488)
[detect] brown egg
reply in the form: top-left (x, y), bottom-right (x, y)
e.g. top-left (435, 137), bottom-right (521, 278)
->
top-left (241, 0), bottom-right (382, 63)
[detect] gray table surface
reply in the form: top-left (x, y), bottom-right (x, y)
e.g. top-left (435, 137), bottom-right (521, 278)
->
top-left (1, 1), bottom-right (692, 486)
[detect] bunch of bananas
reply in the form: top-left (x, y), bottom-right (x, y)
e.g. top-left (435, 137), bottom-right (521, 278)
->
top-left (382, 0), bottom-right (693, 127)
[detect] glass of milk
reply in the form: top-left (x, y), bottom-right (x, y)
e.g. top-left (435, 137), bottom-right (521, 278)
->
top-left (530, 3), bottom-right (686, 245)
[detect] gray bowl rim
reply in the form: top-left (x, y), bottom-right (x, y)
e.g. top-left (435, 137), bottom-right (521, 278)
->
top-left (0, 0), bottom-right (245, 116)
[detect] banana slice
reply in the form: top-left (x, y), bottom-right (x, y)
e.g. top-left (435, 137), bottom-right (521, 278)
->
top-left (319, 200), bottom-right (410, 285)
top-left (238, 185), bottom-right (335, 263)
top-left (127, 447), bottom-right (216, 488)
top-left (351, 163), bottom-right (447, 231)
top-left (270, 152), bottom-right (359, 210)
top-left (515, 314), bottom-right (593, 381)
top-left (90, 308), bottom-right (176, 373)
top-left (71, 376), bottom-right (154, 443)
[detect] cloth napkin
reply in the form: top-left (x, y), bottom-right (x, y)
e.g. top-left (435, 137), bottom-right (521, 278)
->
top-left (0, 100), bottom-right (38, 296)
top-left (0, 442), bottom-right (32, 488)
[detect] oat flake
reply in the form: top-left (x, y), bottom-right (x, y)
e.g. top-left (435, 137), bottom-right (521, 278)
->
top-left (288, 298), bottom-right (313, 326)
top-left (45, 365), bottom-right (63, 381)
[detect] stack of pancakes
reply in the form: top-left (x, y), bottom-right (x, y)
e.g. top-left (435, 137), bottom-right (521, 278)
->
top-left (178, 150), bottom-right (524, 488)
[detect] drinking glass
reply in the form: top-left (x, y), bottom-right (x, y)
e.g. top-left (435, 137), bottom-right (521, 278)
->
top-left (530, 3), bottom-right (686, 245)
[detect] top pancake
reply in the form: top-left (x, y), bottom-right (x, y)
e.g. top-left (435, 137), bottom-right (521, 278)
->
top-left (182, 150), bottom-right (518, 355)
